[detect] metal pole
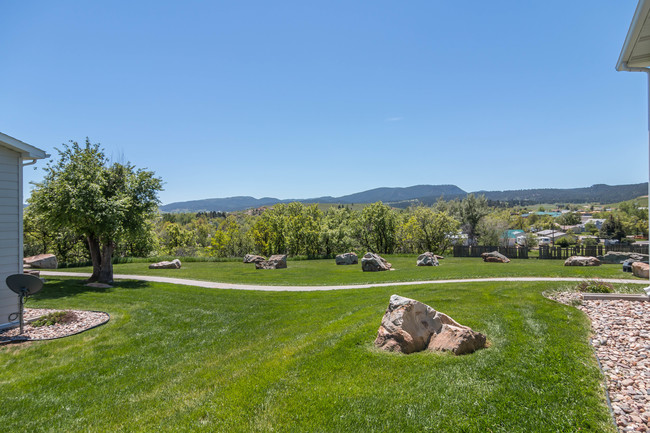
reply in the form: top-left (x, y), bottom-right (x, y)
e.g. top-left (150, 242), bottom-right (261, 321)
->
top-left (19, 292), bottom-right (24, 334)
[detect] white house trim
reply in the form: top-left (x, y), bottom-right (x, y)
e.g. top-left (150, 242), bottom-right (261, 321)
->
top-left (0, 133), bottom-right (48, 330)
top-left (617, 0), bottom-right (650, 296)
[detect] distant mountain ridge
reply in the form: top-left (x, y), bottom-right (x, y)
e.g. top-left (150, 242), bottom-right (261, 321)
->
top-left (159, 182), bottom-right (647, 213)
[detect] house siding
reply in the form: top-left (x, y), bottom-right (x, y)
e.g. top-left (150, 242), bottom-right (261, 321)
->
top-left (0, 146), bottom-right (20, 329)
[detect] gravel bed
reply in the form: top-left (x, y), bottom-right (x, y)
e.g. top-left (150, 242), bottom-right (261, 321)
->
top-left (0, 308), bottom-right (109, 343)
top-left (546, 292), bottom-right (650, 432)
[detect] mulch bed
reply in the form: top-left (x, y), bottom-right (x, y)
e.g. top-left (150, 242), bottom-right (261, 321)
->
top-left (0, 308), bottom-right (109, 344)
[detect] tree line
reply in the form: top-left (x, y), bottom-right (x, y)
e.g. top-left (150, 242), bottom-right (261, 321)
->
top-left (24, 140), bottom-right (649, 283)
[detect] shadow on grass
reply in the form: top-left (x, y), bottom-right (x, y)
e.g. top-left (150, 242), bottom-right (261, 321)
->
top-left (32, 279), bottom-right (149, 300)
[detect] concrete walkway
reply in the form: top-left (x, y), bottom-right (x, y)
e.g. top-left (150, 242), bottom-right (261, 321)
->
top-left (39, 271), bottom-right (648, 292)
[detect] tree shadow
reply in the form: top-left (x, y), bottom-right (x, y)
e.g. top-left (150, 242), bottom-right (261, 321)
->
top-left (29, 278), bottom-right (149, 301)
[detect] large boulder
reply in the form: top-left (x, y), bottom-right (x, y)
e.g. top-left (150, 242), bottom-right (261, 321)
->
top-left (243, 254), bottom-right (266, 264)
top-left (255, 254), bottom-right (287, 269)
top-left (564, 256), bottom-right (600, 266)
top-left (23, 254), bottom-right (58, 269)
top-left (417, 252), bottom-right (439, 266)
top-left (480, 251), bottom-right (510, 263)
top-left (632, 262), bottom-right (649, 279)
top-left (427, 324), bottom-right (487, 356)
top-left (597, 251), bottom-right (649, 264)
top-left (149, 259), bottom-right (182, 269)
top-left (361, 253), bottom-right (392, 272)
top-left (374, 294), bottom-right (486, 355)
top-left (335, 252), bottom-right (358, 265)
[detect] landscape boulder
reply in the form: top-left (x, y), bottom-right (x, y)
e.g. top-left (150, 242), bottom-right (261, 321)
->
top-left (596, 251), bottom-right (649, 265)
top-left (623, 259), bottom-right (636, 272)
top-left (427, 324), bottom-right (487, 356)
top-left (255, 254), bottom-right (287, 269)
top-left (243, 254), bottom-right (266, 264)
top-left (416, 252), bottom-right (439, 266)
top-left (335, 252), bottom-right (358, 265)
top-left (149, 259), bottom-right (182, 269)
top-left (23, 254), bottom-right (58, 269)
top-left (374, 294), bottom-right (486, 355)
top-left (480, 251), bottom-right (510, 263)
top-left (632, 262), bottom-right (649, 279)
top-left (361, 253), bottom-right (392, 272)
top-left (564, 256), bottom-right (600, 267)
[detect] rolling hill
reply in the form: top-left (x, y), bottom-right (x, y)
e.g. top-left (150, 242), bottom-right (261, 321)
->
top-left (159, 182), bottom-right (647, 213)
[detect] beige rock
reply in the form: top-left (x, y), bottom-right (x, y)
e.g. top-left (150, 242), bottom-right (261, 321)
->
top-left (243, 254), bottom-right (265, 264)
top-left (631, 261), bottom-right (649, 279)
top-left (427, 324), bottom-right (487, 355)
top-left (335, 252), bottom-right (358, 265)
top-left (255, 254), bottom-right (287, 269)
top-left (417, 252), bottom-right (439, 266)
top-left (480, 251), bottom-right (510, 263)
top-left (23, 254), bottom-right (58, 269)
top-left (361, 252), bottom-right (392, 272)
top-left (564, 256), bottom-right (600, 266)
top-left (149, 259), bottom-right (182, 269)
top-left (374, 294), bottom-right (485, 355)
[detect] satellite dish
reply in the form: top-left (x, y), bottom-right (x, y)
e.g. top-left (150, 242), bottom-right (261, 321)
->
top-left (6, 273), bottom-right (43, 296)
top-left (6, 273), bottom-right (43, 334)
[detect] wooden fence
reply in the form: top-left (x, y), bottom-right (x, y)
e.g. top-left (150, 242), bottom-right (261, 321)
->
top-left (453, 245), bottom-right (529, 259)
top-left (538, 244), bottom-right (649, 259)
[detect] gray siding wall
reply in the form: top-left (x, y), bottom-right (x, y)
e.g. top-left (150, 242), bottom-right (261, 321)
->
top-left (0, 146), bottom-right (20, 329)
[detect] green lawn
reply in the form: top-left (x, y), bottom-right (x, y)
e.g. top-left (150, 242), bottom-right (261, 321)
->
top-left (61, 255), bottom-right (643, 286)
top-left (1, 277), bottom-right (617, 432)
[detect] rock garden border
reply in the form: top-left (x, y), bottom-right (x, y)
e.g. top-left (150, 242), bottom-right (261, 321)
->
top-left (0, 308), bottom-right (110, 345)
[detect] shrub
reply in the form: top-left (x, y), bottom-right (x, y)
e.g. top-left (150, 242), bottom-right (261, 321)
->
top-left (555, 238), bottom-right (570, 248)
top-left (576, 280), bottom-right (613, 293)
top-left (31, 311), bottom-right (78, 327)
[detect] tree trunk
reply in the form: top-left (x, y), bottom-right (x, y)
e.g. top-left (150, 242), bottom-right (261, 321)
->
top-left (98, 242), bottom-right (114, 284)
top-left (87, 236), bottom-right (101, 282)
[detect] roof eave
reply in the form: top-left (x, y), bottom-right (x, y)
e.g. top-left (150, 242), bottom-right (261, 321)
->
top-left (0, 132), bottom-right (49, 160)
top-left (617, 0), bottom-right (650, 71)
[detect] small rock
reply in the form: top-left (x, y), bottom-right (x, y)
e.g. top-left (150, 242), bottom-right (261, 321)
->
top-left (361, 253), bottom-right (392, 272)
top-left (416, 252), bottom-right (439, 267)
top-left (335, 252), bottom-right (358, 265)
top-left (564, 256), bottom-right (600, 266)
top-left (480, 251), bottom-right (510, 263)
top-left (243, 254), bottom-right (266, 264)
top-left (149, 259), bottom-right (181, 269)
top-left (255, 254), bottom-right (287, 269)
top-left (23, 254), bottom-right (58, 269)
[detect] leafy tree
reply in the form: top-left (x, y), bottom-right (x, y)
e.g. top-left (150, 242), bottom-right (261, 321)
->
top-left (320, 207), bottom-right (354, 256)
top-left (556, 212), bottom-right (581, 226)
top-left (584, 222), bottom-right (599, 235)
top-left (284, 203), bottom-right (323, 256)
top-left (23, 205), bottom-right (89, 264)
top-left (250, 205), bottom-right (287, 255)
top-left (459, 194), bottom-right (489, 245)
top-left (352, 202), bottom-right (397, 254)
top-left (477, 214), bottom-right (510, 246)
top-left (398, 206), bottom-right (459, 254)
top-left (160, 222), bottom-right (197, 255)
top-left (208, 215), bottom-right (253, 257)
top-left (599, 214), bottom-right (626, 241)
top-left (29, 139), bottom-right (162, 283)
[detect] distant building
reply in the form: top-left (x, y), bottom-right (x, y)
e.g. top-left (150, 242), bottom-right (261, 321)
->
top-left (521, 211), bottom-right (562, 218)
top-left (584, 218), bottom-right (606, 230)
top-left (503, 229), bottom-right (527, 247)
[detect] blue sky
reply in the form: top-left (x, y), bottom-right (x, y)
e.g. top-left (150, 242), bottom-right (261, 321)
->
top-left (1, 0), bottom-right (647, 205)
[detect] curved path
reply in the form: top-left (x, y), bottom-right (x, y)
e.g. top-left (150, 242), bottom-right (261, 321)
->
top-left (40, 271), bottom-right (647, 292)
